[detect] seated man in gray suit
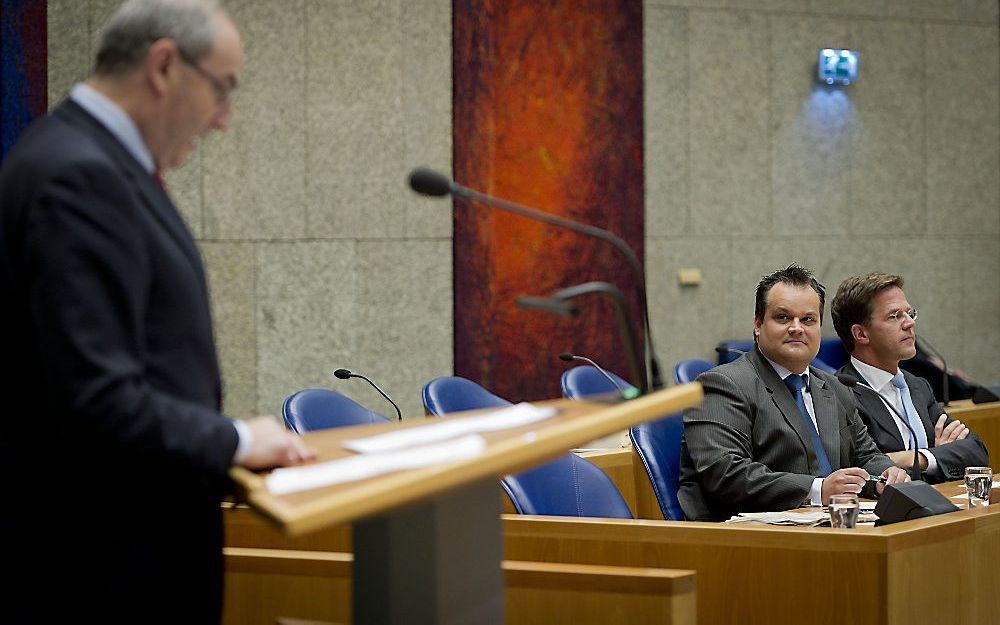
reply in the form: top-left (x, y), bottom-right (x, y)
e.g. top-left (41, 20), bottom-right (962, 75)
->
top-left (832, 273), bottom-right (988, 482)
top-left (678, 264), bottom-right (908, 521)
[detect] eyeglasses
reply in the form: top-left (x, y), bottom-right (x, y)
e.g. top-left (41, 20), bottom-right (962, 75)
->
top-left (178, 51), bottom-right (234, 107)
top-left (886, 308), bottom-right (918, 324)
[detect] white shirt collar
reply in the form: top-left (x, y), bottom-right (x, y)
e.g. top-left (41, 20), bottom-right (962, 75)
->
top-left (69, 83), bottom-right (155, 174)
top-left (850, 356), bottom-right (895, 393)
top-left (763, 354), bottom-right (811, 388)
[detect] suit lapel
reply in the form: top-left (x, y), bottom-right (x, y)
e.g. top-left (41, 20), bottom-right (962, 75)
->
top-left (809, 373), bottom-right (842, 469)
top-left (749, 348), bottom-right (816, 471)
top-left (845, 362), bottom-right (906, 448)
top-left (56, 101), bottom-right (208, 292)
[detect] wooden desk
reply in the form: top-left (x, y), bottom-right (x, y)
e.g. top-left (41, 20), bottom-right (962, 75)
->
top-left (947, 400), bottom-right (1000, 472)
top-left (223, 549), bottom-right (696, 625)
top-left (504, 483), bottom-right (1000, 625)
top-left (231, 386), bottom-right (703, 625)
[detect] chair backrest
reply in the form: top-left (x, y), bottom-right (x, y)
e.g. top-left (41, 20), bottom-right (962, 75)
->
top-left (560, 365), bottom-right (636, 400)
top-left (673, 358), bottom-right (713, 385)
top-left (282, 388), bottom-right (391, 433)
top-left (420, 376), bottom-right (630, 519)
top-left (501, 454), bottom-right (633, 519)
top-left (629, 411), bottom-right (685, 520)
top-left (715, 340), bottom-right (840, 374)
top-left (421, 376), bottom-right (513, 416)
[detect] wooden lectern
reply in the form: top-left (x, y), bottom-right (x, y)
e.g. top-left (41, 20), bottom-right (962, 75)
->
top-left (229, 384), bottom-right (702, 625)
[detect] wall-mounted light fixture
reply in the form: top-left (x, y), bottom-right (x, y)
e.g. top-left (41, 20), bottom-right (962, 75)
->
top-left (818, 48), bottom-right (859, 86)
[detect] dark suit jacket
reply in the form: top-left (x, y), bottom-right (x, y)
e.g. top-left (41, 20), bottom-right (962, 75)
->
top-left (678, 347), bottom-right (894, 521)
top-left (0, 99), bottom-right (239, 623)
top-left (839, 361), bottom-right (989, 483)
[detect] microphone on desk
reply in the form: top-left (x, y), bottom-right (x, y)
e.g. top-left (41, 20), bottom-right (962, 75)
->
top-left (836, 373), bottom-right (921, 482)
top-left (408, 167), bottom-right (663, 392)
top-left (334, 368), bottom-right (402, 421)
top-left (559, 352), bottom-right (626, 394)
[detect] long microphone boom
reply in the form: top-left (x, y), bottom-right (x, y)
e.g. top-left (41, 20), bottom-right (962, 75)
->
top-left (408, 167), bottom-right (663, 391)
top-left (837, 373), bottom-right (921, 482)
top-left (915, 335), bottom-right (949, 406)
top-left (333, 368), bottom-right (402, 421)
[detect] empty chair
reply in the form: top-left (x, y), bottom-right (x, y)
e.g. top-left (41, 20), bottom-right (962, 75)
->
top-left (282, 388), bottom-right (391, 433)
top-left (560, 365), bottom-right (636, 400)
top-left (421, 375), bottom-right (632, 518)
top-left (673, 358), bottom-right (713, 385)
top-left (630, 411), bottom-right (685, 520)
top-left (501, 453), bottom-right (632, 518)
top-left (421, 375), bottom-right (513, 415)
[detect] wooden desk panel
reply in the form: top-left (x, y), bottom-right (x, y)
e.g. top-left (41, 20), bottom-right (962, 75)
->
top-left (948, 400), bottom-right (1000, 472)
top-left (223, 548), bottom-right (696, 625)
top-left (503, 500), bottom-right (1000, 625)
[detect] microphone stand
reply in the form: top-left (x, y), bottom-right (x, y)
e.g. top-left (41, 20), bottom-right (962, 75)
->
top-left (837, 373), bottom-right (922, 482)
top-left (409, 168), bottom-right (663, 391)
top-left (518, 281), bottom-right (646, 395)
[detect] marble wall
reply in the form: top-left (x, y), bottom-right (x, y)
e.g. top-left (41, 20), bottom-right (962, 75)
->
top-left (47, 0), bottom-right (453, 419)
top-left (46, 0), bottom-right (1000, 421)
top-left (645, 0), bottom-right (1000, 384)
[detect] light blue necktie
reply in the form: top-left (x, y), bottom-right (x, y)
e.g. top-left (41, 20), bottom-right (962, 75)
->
top-left (891, 372), bottom-right (928, 450)
top-left (784, 374), bottom-right (832, 477)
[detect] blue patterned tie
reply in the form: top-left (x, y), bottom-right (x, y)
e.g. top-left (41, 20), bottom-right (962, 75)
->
top-left (784, 374), bottom-right (832, 477)
top-left (891, 373), bottom-right (928, 450)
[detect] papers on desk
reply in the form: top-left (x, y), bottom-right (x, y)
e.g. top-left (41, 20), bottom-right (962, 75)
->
top-left (727, 503), bottom-right (878, 526)
top-left (267, 435), bottom-right (487, 495)
top-left (265, 402), bottom-right (557, 496)
top-left (726, 511), bottom-right (830, 526)
top-left (342, 402), bottom-right (556, 454)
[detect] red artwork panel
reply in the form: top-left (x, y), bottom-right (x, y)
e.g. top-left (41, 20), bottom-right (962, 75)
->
top-left (453, 0), bottom-right (644, 401)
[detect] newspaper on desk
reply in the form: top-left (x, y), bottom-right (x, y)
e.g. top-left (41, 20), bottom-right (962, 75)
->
top-left (726, 511), bottom-right (830, 526)
top-left (727, 502), bottom-right (878, 526)
top-left (266, 402), bottom-right (557, 496)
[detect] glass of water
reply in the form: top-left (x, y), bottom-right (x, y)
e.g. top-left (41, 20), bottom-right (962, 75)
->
top-left (965, 466), bottom-right (993, 508)
top-left (829, 493), bottom-right (860, 528)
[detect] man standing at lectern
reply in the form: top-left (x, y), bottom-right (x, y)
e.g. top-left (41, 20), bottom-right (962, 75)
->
top-left (0, 1), bottom-right (313, 622)
top-left (678, 265), bottom-right (907, 521)
top-left (832, 273), bottom-right (988, 482)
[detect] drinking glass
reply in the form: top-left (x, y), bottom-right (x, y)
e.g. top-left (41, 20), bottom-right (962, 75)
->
top-left (829, 493), bottom-right (860, 528)
top-left (965, 467), bottom-right (993, 508)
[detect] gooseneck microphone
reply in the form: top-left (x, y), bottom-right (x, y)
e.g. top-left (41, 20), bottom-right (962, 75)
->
top-left (559, 352), bottom-right (626, 394)
top-left (333, 368), bottom-right (402, 421)
top-left (836, 373), bottom-right (922, 482)
top-left (408, 167), bottom-right (663, 391)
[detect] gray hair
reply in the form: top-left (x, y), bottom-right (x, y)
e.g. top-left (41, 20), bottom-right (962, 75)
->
top-left (94, 0), bottom-right (222, 76)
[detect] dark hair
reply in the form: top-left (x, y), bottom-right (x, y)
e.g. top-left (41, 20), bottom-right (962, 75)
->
top-left (831, 273), bottom-right (905, 352)
top-left (754, 264), bottom-right (826, 324)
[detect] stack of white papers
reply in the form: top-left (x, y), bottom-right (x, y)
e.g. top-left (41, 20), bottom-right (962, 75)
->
top-left (265, 402), bottom-right (557, 496)
top-left (726, 511), bottom-right (829, 526)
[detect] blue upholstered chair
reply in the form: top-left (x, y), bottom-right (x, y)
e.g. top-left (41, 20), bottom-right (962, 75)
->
top-left (560, 365), bottom-right (636, 400)
top-left (421, 375), bottom-right (632, 518)
top-left (715, 340), bottom-right (840, 374)
top-left (501, 453), bottom-right (632, 518)
top-left (421, 376), bottom-right (512, 415)
top-left (629, 411), bottom-right (685, 520)
top-left (673, 358), bottom-right (713, 385)
top-left (282, 388), bottom-right (391, 433)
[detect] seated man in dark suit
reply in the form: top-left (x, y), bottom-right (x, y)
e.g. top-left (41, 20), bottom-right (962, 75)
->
top-left (832, 273), bottom-right (988, 482)
top-left (678, 264), bottom-right (907, 521)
